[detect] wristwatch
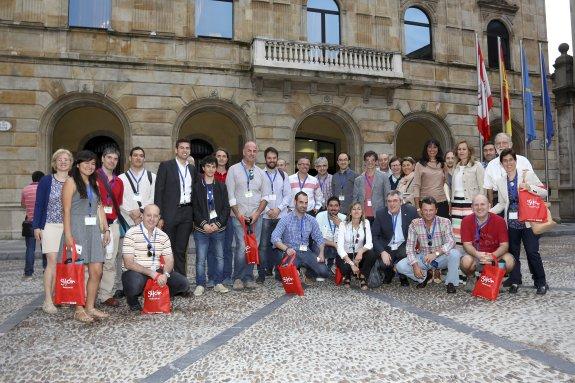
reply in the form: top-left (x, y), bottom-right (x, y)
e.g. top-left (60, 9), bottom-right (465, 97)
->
top-left (164, 271), bottom-right (170, 278)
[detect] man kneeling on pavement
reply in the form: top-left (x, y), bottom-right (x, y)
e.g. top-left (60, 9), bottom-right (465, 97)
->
top-left (122, 204), bottom-right (190, 311)
top-left (271, 191), bottom-right (331, 283)
top-left (459, 194), bottom-right (515, 292)
top-left (396, 196), bottom-right (462, 293)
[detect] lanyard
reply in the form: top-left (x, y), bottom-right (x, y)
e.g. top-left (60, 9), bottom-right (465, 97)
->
top-left (98, 169), bottom-right (115, 204)
top-left (336, 171), bottom-right (346, 192)
top-left (390, 212), bottom-right (399, 243)
top-left (318, 175), bottom-right (327, 193)
top-left (474, 215), bottom-right (490, 248)
top-left (202, 178), bottom-right (215, 212)
top-left (298, 216), bottom-right (306, 245)
top-left (424, 218), bottom-right (437, 247)
top-left (298, 175), bottom-right (308, 191)
top-left (128, 169), bottom-right (145, 194)
top-left (140, 223), bottom-right (157, 267)
top-left (177, 162), bottom-right (189, 194)
top-left (266, 169), bottom-right (277, 193)
top-left (87, 184), bottom-right (94, 217)
top-left (241, 161), bottom-right (253, 191)
top-left (508, 173), bottom-right (518, 201)
top-left (365, 174), bottom-right (374, 190)
top-left (328, 216), bottom-right (336, 235)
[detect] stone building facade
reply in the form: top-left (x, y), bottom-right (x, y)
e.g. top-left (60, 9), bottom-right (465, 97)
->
top-left (0, 0), bottom-right (559, 238)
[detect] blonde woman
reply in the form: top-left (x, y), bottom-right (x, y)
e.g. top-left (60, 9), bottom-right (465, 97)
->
top-left (33, 149), bottom-right (73, 314)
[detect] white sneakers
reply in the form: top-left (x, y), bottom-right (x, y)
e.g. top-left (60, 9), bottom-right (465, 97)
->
top-left (214, 284), bottom-right (229, 293)
top-left (193, 285), bottom-right (205, 296)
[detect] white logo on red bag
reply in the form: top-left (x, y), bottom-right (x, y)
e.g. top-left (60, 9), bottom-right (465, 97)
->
top-left (282, 276), bottom-right (294, 284)
top-left (480, 275), bottom-right (494, 285)
top-left (60, 278), bottom-right (76, 288)
top-left (148, 290), bottom-right (162, 298)
top-left (526, 198), bottom-right (541, 209)
top-left (245, 245), bottom-right (251, 254)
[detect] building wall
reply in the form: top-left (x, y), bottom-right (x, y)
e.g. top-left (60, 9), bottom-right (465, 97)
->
top-left (0, 0), bottom-right (559, 238)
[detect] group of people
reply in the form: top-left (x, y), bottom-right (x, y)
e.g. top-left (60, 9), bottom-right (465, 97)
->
top-left (20, 131), bottom-right (550, 322)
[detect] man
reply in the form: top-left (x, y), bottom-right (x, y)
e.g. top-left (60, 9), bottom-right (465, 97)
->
top-left (314, 157), bottom-right (332, 210)
top-left (315, 196), bottom-right (346, 272)
top-left (482, 141), bottom-right (497, 168)
top-left (460, 194), bottom-right (515, 292)
top-left (121, 205), bottom-right (190, 311)
top-left (396, 196), bottom-right (462, 293)
top-left (119, 147), bottom-right (156, 228)
top-left (212, 148), bottom-right (233, 287)
top-left (258, 147), bottom-right (291, 283)
top-left (155, 138), bottom-right (198, 277)
top-left (271, 192), bottom-right (331, 283)
top-left (226, 141), bottom-right (271, 290)
top-left (288, 157), bottom-right (323, 216)
top-left (277, 159), bottom-right (288, 173)
top-left (96, 147), bottom-right (125, 307)
top-left (378, 153), bottom-right (390, 176)
top-left (21, 170), bottom-right (45, 279)
top-left (372, 190), bottom-right (419, 286)
top-left (353, 151), bottom-right (391, 223)
top-left (484, 132), bottom-right (533, 205)
top-left (331, 152), bottom-right (357, 215)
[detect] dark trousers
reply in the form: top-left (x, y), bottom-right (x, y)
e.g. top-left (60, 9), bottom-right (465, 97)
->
top-left (381, 245), bottom-right (408, 281)
top-left (436, 201), bottom-right (450, 219)
top-left (24, 236), bottom-right (36, 276)
top-left (121, 270), bottom-right (189, 306)
top-left (258, 218), bottom-right (279, 276)
top-left (335, 249), bottom-right (377, 279)
top-left (508, 227), bottom-right (546, 287)
top-left (163, 206), bottom-right (193, 276)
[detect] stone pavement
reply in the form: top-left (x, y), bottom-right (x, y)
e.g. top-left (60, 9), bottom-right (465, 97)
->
top-left (0, 236), bottom-right (574, 382)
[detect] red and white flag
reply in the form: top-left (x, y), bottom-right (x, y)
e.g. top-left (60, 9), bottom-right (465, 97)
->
top-left (477, 37), bottom-right (493, 142)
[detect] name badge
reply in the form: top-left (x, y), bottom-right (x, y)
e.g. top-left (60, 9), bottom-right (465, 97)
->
top-left (338, 195), bottom-right (345, 201)
top-left (75, 244), bottom-right (83, 255)
top-left (103, 206), bottom-right (113, 214)
top-left (390, 243), bottom-right (399, 251)
top-left (299, 244), bottom-right (308, 252)
top-left (209, 210), bottom-right (218, 219)
top-left (367, 199), bottom-right (372, 207)
top-left (85, 216), bottom-right (97, 226)
top-left (268, 194), bottom-right (277, 201)
top-left (245, 191), bottom-right (253, 198)
top-left (508, 212), bottom-right (518, 220)
top-left (133, 194), bottom-right (142, 202)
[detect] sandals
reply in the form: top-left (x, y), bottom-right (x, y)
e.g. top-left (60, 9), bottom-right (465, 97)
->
top-left (74, 310), bottom-right (94, 323)
top-left (342, 277), bottom-right (351, 288)
top-left (359, 275), bottom-right (368, 291)
top-left (85, 308), bottom-right (110, 320)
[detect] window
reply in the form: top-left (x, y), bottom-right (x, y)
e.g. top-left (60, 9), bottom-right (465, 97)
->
top-left (404, 7), bottom-right (432, 60)
top-left (307, 0), bottom-right (340, 44)
top-left (68, 0), bottom-right (111, 29)
top-left (487, 20), bottom-right (510, 69)
top-left (196, 0), bottom-right (233, 39)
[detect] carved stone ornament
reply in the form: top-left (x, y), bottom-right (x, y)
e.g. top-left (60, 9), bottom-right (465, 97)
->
top-left (209, 89), bottom-right (218, 98)
top-left (477, 0), bottom-right (519, 24)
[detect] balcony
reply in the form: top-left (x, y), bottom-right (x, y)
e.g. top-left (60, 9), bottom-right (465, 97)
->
top-left (251, 38), bottom-right (404, 86)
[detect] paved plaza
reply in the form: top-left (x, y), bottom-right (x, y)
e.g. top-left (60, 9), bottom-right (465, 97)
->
top-left (0, 236), bottom-right (574, 383)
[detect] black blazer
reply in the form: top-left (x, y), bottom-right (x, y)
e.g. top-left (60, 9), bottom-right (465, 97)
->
top-left (372, 204), bottom-right (418, 254)
top-left (154, 159), bottom-right (198, 223)
top-left (192, 179), bottom-right (230, 232)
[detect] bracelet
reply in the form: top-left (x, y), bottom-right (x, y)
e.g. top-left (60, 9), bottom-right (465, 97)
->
top-left (103, 228), bottom-right (110, 233)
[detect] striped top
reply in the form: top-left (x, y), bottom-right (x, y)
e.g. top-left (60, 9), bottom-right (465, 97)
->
top-left (21, 182), bottom-right (39, 221)
top-left (288, 173), bottom-right (323, 211)
top-left (122, 225), bottom-right (172, 271)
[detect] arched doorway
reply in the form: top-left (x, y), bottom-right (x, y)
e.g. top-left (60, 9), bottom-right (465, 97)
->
top-left (83, 135), bottom-right (122, 173)
top-left (395, 113), bottom-right (453, 160)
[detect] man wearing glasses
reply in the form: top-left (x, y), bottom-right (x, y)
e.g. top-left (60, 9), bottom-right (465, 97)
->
top-left (121, 204), bottom-right (190, 311)
top-left (396, 196), bottom-right (462, 293)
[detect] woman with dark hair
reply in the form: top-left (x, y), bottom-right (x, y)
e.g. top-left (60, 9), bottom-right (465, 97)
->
top-left (397, 157), bottom-right (416, 205)
top-left (61, 150), bottom-right (111, 322)
top-left (413, 139), bottom-right (450, 218)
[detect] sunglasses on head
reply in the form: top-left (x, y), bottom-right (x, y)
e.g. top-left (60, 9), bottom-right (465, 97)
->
top-left (427, 234), bottom-right (432, 247)
top-left (248, 168), bottom-right (254, 180)
top-left (147, 243), bottom-right (153, 257)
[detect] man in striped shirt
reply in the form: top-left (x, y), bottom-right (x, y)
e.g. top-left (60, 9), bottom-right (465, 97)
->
top-left (288, 157), bottom-right (323, 216)
top-left (21, 171), bottom-right (44, 278)
top-left (122, 204), bottom-right (190, 311)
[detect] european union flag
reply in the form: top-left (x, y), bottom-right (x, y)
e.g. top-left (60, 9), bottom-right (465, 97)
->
top-left (521, 47), bottom-right (536, 144)
top-left (540, 51), bottom-right (555, 148)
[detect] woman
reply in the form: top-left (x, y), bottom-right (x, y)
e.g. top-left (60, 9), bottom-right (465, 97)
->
top-left (388, 156), bottom-right (403, 190)
top-left (413, 139), bottom-right (450, 218)
top-left (61, 150), bottom-right (111, 322)
top-left (33, 149), bottom-right (73, 314)
top-left (397, 157), bottom-right (416, 205)
top-left (491, 149), bottom-right (549, 295)
top-left (335, 202), bottom-right (376, 290)
top-left (444, 150), bottom-right (456, 187)
top-left (450, 140), bottom-right (485, 244)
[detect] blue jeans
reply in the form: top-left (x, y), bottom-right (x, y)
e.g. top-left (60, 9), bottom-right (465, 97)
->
top-left (396, 249), bottom-right (462, 286)
top-left (272, 249), bottom-right (331, 279)
top-left (258, 218), bottom-right (279, 276)
top-left (231, 217), bottom-right (262, 282)
top-left (208, 221), bottom-right (235, 282)
top-left (193, 230), bottom-right (225, 286)
top-left (24, 236), bottom-right (36, 276)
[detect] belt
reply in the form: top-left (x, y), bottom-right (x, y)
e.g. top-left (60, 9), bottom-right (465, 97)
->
top-left (177, 203), bottom-right (192, 208)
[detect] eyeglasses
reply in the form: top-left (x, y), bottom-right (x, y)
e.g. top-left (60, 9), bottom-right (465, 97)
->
top-left (147, 243), bottom-right (154, 257)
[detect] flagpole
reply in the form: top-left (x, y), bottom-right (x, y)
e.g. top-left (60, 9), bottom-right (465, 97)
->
top-left (520, 39), bottom-right (528, 158)
top-left (476, 33), bottom-right (484, 163)
top-left (538, 42), bottom-right (550, 202)
top-left (498, 37), bottom-right (505, 133)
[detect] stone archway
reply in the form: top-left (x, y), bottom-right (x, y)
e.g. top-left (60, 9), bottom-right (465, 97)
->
top-left (394, 112), bottom-right (453, 160)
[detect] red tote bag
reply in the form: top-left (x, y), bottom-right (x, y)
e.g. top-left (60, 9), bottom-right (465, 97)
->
top-left (242, 219), bottom-right (260, 265)
top-left (334, 265), bottom-right (343, 286)
top-left (142, 256), bottom-right (171, 314)
top-left (472, 255), bottom-right (506, 301)
top-left (278, 254), bottom-right (304, 296)
top-left (518, 189), bottom-right (548, 223)
top-left (54, 243), bottom-right (85, 306)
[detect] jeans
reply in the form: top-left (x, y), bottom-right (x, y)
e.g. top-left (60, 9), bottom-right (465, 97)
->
top-left (208, 220), bottom-right (235, 282)
top-left (508, 227), bottom-right (546, 287)
top-left (273, 249), bottom-right (331, 279)
top-left (194, 230), bottom-right (225, 286)
top-left (122, 269), bottom-right (190, 306)
top-left (396, 248), bottom-right (462, 285)
top-left (232, 217), bottom-right (262, 282)
top-left (24, 236), bottom-right (36, 276)
top-left (258, 218), bottom-right (279, 276)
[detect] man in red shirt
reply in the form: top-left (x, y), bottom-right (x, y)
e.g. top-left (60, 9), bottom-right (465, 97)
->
top-left (21, 171), bottom-right (44, 278)
top-left (96, 147), bottom-right (125, 307)
top-left (460, 194), bottom-right (515, 292)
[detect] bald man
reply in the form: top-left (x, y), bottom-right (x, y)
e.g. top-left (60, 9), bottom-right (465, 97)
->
top-left (121, 204), bottom-right (190, 311)
top-left (459, 194), bottom-right (515, 292)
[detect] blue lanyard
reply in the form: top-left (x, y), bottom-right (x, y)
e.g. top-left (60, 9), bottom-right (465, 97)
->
top-left (241, 161), bottom-right (253, 191)
top-left (140, 223), bottom-right (157, 263)
top-left (318, 175), bottom-right (327, 193)
top-left (177, 163), bottom-right (189, 194)
top-left (266, 170), bottom-right (277, 193)
top-left (87, 185), bottom-right (94, 217)
top-left (507, 173), bottom-right (518, 201)
top-left (335, 171), bottom-right (346, 192)
top-left (299, 216), bottom-right (305, 245)
top-left (474, 215), bottom-right (490, 248)
top-left (128, 169), bottom-right (144, 194)
top-left (365, 174), bottom-right (374, 190)
top-left (391, 212), bottom-right (399, 242)
top-left (202, 178), bottom-right (215, 212)
top-left (328, 216), bottom-right (336, 235)
top-left (424, 218), bottom-right (437, 246)
top-left (298, 175), bottom-right (308, 191)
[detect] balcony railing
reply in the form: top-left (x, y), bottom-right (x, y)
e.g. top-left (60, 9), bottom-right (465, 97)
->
top-left (252, 38), bottom-right (403, 79)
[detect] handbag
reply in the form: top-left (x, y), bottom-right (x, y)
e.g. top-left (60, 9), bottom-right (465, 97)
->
top-left (367, 258), bottom-right (384, 288)
top-left (142, 256), bottom-right (171, 314)
top-left (54, 242), bottom-right (86, 306)
top-left (518, 170), bottom-right (548, 223)
top-left (334, 265), bottom-right (343, 286)
top-left (530, 207), bottom-right (557, 235)
top-left (242, 218), bottom-right (260, 265)
top-left (278, 253), bottom-right (304, 296)
top-left (21, 217), bottom-right (33, 237)
top-left (472, 255), bottom-right (506, 301)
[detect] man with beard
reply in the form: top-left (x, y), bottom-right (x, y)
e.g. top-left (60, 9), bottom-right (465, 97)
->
top-left (315, 196), bottom-right (346, 273)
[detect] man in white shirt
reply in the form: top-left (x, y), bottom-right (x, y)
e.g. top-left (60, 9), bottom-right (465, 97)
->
top-left (314, 157), bottom-right (332, 210)
top-left (484, 133), bottom-right (533, 205)
top-left (119, 147), bottom-right (156, 227)
top-left (288, 157), bottom-right (323, 216)
top-left (378, 153), bottom-right (390, 176)
top-left (315, 196), bottom-right (346, 273)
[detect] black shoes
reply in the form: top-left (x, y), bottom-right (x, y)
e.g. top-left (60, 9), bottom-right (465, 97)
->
top-left (256, 275), bottom-right (265, 284)
top-left (536, 284), bottom-right (549, 295)
top-left (399, 275), bottom-right (410, 287)
top-left (416, 271), bottom-right (433, 289)
top-left (509, 284), bottom-right (519, 294)
top-left (503, 278), bottom-right (522, 288)
top-left (446, 283), bottom-right (456, 294)
top-left (265, 269), bottom-right (273, 277)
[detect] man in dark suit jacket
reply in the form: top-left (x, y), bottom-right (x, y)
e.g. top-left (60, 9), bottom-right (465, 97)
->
top-left (155, 138), bottom-right (198, 276)
top-left (372, 190), bottom-right (419, 285)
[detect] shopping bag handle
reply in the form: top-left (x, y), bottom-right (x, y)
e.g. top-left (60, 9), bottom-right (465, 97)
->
top-left (239, 216), bottom-right (253, 234)
top-left (489, 254), bottom-right (498, 266)
top-left (280, 252), bottom-right (295, 266)
top-left (61, 241), bottom-right (78, 263)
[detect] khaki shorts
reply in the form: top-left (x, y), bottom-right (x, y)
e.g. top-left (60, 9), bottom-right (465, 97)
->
top-left (41, 223), bottom-right (64, 254)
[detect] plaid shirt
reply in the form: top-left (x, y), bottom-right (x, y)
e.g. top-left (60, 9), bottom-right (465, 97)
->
top-left (406, 216), bottom-right (455, 265)
top-left (271, 211), bottom-right (325, 249)
top-left (316, 174), bottom-right (332, 207)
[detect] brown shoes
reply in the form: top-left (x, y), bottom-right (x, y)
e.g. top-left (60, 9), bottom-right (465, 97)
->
top-left (102, 298), bottom-right (120, 307)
